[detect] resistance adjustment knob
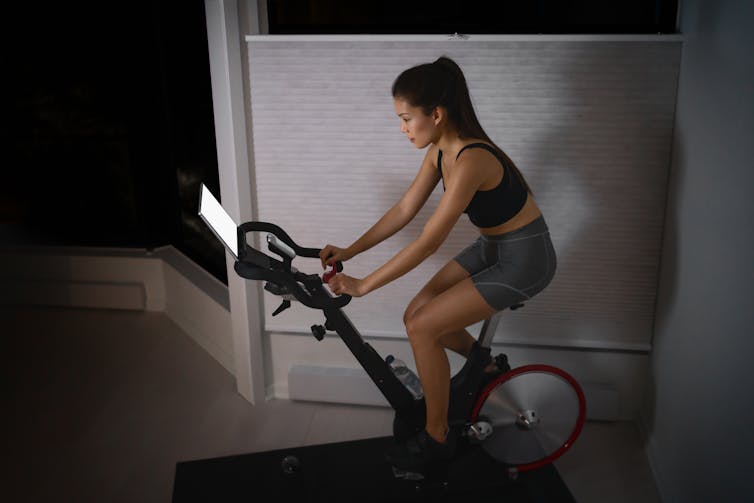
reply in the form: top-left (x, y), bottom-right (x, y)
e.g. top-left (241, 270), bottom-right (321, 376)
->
top-left (310, 325), bottom-right (326, 341)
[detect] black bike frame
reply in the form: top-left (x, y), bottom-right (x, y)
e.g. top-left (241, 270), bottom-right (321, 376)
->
top-left (233, 220), bottom-right (500, 431)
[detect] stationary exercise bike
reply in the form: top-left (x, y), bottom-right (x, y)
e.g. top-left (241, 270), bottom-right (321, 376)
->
top-left (230, 220), bottom-right (586, 487)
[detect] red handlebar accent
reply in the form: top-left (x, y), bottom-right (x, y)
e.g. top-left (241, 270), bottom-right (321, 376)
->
top-left (322, 266), bottom-right (338, 284)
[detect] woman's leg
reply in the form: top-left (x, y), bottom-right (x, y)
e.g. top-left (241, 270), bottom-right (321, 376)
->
top-left (405, 278), bottom-right (497, 443)
top-left (404, 259), bottom-right (478, 358)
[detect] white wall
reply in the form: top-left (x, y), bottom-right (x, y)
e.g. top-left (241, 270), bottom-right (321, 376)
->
top-left (644, 0), bottom-right (754, 501)
top-left (204, 0), bottom-right (266, 404)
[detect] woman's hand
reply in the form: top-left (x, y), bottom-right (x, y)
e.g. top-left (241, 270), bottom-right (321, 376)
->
top-left (326, 273), bottom-right (367, 297)
top-left (319, 244), bottom-right (353, 269)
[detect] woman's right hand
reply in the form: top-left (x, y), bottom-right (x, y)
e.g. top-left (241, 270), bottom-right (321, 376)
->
top-left (320, 245), bottom-right (353, 269)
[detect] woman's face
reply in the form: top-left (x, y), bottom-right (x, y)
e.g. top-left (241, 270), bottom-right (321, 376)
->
top-left (393, 98), bottom-right (438, 149)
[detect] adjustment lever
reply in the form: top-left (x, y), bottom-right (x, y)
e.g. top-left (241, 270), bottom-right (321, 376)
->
top-left (272, 300), bottom-right (291, 316)
top-left (322, 261), bottom-right (344, 283)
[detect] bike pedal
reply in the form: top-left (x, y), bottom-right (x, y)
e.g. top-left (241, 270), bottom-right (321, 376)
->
top-left (465, 420), bottom-right (493, 442)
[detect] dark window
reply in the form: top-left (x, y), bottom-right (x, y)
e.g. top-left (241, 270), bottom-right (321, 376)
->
top-left (5, 1), bottom-right (227, 284)
top-left (268, 0), bottom-right (678, 35)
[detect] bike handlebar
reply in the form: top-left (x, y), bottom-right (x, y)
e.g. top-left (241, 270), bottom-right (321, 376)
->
top-left (233, 221), bottom-right (352, 310)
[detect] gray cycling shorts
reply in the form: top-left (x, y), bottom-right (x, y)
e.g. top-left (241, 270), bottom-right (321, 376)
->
top-left (454, 216), bottom-right (557, 311)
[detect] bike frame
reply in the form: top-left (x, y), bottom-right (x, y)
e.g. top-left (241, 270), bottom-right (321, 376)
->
top-left (233, 221), bottom-right (507, 433)
top-left (324, 303), bottom-right (501, 432)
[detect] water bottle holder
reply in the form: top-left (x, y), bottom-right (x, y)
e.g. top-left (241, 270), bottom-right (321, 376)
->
top-left (398, 371), bottom-right (423, 400)
top-left (386, 355), bottom-right (424, 400)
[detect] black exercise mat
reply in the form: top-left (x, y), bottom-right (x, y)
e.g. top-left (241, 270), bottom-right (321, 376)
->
top-left (173, 436), bottom-right (576, 503)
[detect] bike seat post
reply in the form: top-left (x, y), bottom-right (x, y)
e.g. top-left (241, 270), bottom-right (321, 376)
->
top-left (477, 311), bottom-right (506, 349)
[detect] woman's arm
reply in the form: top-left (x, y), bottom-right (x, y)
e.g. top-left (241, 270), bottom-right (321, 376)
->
top-left (329, 156), bottom-right (484, 296)
top-left (322, 148), bottom-right (440, 267)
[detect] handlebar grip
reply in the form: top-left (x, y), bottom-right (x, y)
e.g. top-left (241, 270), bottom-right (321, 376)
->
top-left (267, 234), bottom-right (296, 260)
top-left (238, 221), bottom-right (320, 259)
top-left (234, 221), bottom-right (352, 310)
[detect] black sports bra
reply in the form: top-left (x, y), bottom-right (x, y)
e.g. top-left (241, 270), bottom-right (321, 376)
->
top-left (437, 143), bottom-right (528, 228)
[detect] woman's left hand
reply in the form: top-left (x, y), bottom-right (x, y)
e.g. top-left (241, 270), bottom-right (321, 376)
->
top-left (327, 273), bottom-right (367, 297)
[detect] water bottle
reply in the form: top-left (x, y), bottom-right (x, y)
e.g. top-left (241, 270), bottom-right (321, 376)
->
top-left (385, 355), bottom-right (424, 400)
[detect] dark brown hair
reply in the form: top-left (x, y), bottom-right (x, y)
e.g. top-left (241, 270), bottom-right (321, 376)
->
top-left (392, 56), bottom-right (532, 194)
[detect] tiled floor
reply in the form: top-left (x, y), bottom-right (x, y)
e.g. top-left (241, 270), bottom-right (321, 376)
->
top-left (3, 306), bottom-right (661, 502)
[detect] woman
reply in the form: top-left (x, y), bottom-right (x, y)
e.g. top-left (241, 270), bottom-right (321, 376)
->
top-left (320, 56), bottom-right (556, 469)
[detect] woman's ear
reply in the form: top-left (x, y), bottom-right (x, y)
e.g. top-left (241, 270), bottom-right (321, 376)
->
top-left (432, 106), bottom-right (444, 126)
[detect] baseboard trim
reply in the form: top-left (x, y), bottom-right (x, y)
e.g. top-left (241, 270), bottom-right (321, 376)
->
top-left (288, 365), bottom-right (390, 407)
top-left (0, 279), bottom-right (147, 310)
top-left (287, 363), bottom-right (621, 420)
top-left (0, 245), bottom-right (234, 376)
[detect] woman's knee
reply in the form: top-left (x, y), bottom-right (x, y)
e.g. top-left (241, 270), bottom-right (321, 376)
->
top-left (402, 304), bottom-right (416, 327)
top-left (404, 310), bottom-right (438, 349)
top-left (403, 293), bottom-right (430, 326)
top-left (404, 314), bottom-right (423, 344)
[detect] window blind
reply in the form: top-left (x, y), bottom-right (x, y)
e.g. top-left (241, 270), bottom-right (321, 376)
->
top-left (246, 37), bottom-right (681, 351)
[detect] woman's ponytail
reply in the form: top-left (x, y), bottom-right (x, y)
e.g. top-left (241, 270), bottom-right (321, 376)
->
top-left (392, 56), bottom-right (533, 194)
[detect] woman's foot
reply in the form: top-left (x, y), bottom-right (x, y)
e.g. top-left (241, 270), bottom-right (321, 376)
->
top-left (479, 354), bottom-right (507, 390)
top-left (385, 429), bottom-right (457, 470)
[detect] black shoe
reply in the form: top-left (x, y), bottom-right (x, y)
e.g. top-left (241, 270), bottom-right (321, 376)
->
top-left (386, 429), bottom-right (457, 470)
top-left (479, 353), bottom-right (510, 392)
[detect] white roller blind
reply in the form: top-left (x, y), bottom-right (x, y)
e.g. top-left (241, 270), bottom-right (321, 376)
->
top-left (246, 37), bottom-right (681, 351)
